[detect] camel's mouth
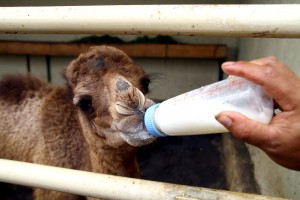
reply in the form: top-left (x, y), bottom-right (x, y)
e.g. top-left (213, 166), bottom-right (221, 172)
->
top-left (111, 109), bottom-right (156, 147)
top-left (110, 77), bottom-right (157, 146)
top-left (120, 129), bottom-right (156, 147)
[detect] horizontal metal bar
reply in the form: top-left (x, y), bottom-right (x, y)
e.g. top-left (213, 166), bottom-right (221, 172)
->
top-left (0, 5), bottom-right (299, 38)
top-left (0, 159), bottom-right (287, 200)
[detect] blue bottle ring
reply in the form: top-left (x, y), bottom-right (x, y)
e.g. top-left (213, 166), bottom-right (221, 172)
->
top-left (144, 104), bottom-right (167, 137)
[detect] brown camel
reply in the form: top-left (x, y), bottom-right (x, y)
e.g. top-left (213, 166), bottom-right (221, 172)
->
top-left (0, 46), bottom-right (156, 199)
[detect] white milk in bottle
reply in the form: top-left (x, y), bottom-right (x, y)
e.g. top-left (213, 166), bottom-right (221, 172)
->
top-left (144, 77), bottom-right (273, 137)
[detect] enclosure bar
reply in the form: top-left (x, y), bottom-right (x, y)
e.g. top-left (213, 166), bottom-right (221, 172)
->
top-left (0, 5), bottom-right (300, 38)
top-left (0, 159), bottom-right (286, 200)
top-left (45, 55), bottom-right (52, 82)
top-left (0, 42), bottom-right (227, 59)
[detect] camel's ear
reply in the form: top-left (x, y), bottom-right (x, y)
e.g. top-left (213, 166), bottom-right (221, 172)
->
top-left (64, 59), bottom-right (89, 87)
top-left (64, 47), bottom-right (107, 87)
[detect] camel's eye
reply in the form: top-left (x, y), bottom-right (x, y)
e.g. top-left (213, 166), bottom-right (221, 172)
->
top-left (77, 95), bottom-right (94, 115)
top-left (140, 76), bottom-right (150, 94)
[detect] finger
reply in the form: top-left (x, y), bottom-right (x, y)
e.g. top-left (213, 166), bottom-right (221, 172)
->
top-left (215, 111), bottom-right (271, 148)
top-left (222, 57), bottom-right (291, 86)
top-left (249, 56), bottom-right (284, 67)
top-left (221, 59), bottom-right (299, 111)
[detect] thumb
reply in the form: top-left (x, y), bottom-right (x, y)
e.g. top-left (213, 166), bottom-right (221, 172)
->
top-left (215, 111), bottom-right (270, 147)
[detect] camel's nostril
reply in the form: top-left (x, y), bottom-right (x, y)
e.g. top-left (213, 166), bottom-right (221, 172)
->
top-left (136, 88), bottom-right (146, 111)
top-left (116, 78), bottom-right (131, 92)
top-left (115, 101), bottom-right (135, 115)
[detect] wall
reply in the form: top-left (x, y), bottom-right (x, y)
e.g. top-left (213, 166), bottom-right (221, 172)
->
top-left (238, 1), bottom-right (300, 199)
top-left (0, 38), bottom-right (236, 101)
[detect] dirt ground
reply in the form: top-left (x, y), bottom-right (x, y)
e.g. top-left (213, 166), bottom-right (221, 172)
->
top-left (137, 134), bottom-right (227, 189)
top-left (0, 134), bottom-right (227, 199)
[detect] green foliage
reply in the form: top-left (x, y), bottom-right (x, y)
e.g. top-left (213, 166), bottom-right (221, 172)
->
top-left (70, 35), bottom-right (178, 44)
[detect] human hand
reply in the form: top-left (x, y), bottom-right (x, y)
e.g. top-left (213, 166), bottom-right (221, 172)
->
top-left (215, 57), bottom-right (300, 170)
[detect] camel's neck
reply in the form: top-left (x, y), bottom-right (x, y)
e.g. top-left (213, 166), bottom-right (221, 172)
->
top-left (88, 141), bottom-right (139, 178)
top-left (78, 114), bottom-right (140, 178)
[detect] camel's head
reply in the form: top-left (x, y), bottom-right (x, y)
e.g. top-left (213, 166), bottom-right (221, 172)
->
top-left (65, 46), bottom-right (156, 147)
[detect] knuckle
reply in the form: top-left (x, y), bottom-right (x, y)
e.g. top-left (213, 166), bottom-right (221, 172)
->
top-left (235, 61), bottom-right (248, 66)
top-left (265, 56), bottom-right (279, 65)
top-left (264, 128), bottom-right (281, 152)
top-left (236, 132), bottom-right (250, 142)
top-left (232, 61), bottom-right (248, 75)
top-left (263, 66), bottom-right (279, 80)
top-left (232, 127), bottom-right (252, 142)
top-left (267, 56), bottom-right (277, 61)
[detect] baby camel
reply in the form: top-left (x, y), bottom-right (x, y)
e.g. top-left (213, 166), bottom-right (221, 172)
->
top-left (0, 46), bottom-right (156, 199)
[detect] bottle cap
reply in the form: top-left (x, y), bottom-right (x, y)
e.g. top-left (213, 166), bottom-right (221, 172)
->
top-left (144, 104), bottom-right (167, 137)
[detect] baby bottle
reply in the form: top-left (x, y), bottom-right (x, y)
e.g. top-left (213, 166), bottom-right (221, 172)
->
top-left (144, 76), bottom-right (273, 137)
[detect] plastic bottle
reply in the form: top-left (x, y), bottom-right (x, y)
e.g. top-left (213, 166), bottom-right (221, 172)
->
top-left (144, 76), bottom-right (273, 137)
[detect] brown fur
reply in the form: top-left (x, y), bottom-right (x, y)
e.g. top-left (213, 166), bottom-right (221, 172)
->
top-left (0, 46), bottom-right (155, 200)
top-left (0, 74), bottom-right (48, 104)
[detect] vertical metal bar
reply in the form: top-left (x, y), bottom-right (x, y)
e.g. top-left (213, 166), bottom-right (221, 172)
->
top-left (218, 59), bottom-right (225, 81)
top-left (25, 54), bottom-right (31, 73)
top-left (45, 55), bottom-right (51, 82)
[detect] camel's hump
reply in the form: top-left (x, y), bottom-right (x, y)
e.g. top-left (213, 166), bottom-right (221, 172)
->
top-left (0, 74), bottom-right (49, 104)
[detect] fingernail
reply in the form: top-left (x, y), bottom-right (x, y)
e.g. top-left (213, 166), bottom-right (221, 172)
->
top-left (222, 61), bottom-right (236, 67)
top-left (215, 114), bottom-right (232, 128)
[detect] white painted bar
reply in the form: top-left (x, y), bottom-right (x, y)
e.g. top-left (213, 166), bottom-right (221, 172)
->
top-left (0, 159), bottom-right (285, 200)
top-left (0, 5), bottom-right (300, 38)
